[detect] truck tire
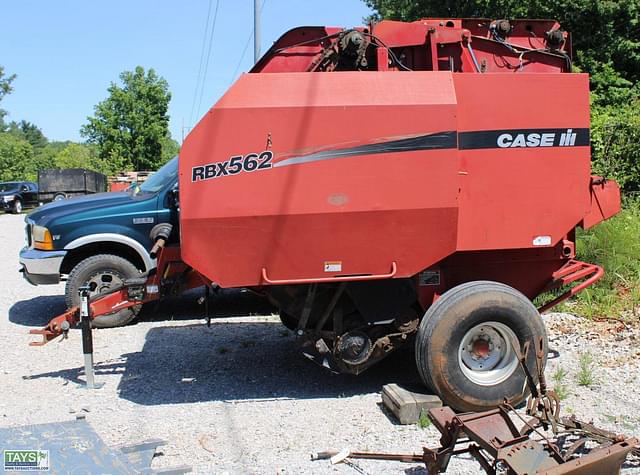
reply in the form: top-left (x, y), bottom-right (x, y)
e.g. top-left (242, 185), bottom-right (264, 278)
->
top-left (53, 193), bottom-right (66, 201)
top-left (65, 254), bottom-right (142, 328)
top-left (415, 281), bottom-right (547, 412)
top-left (12, 199), bottom-right (22, 214)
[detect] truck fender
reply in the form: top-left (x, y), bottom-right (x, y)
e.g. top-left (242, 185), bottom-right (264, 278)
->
top-left (64, 233), bottom-right (155, 271)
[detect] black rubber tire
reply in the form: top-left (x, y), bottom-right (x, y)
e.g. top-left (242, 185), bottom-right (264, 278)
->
top-left (12, 199), bottom-right (22, 214)
top-left (415, 281), bottom-right (547, 412)
top-left (65, 254), bottom-right (141, 328)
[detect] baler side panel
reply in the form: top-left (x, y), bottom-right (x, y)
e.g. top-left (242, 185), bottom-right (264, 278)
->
top-left (454, 73), bottom-right (592, 251)
top-left (180, 72), bottom-right (460, 288)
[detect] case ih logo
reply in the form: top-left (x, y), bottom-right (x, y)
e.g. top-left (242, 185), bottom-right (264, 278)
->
top-left (458, 128), bottom-right (589, 150)
top-left (497, 129), bottom-right (579, 148)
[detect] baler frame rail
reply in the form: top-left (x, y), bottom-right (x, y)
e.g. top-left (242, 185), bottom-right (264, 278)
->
top-left (537, 259), bottom-right (604, 314)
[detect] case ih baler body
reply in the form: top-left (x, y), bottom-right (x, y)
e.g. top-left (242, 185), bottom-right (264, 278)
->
top-left (32, 19), bottom-right (620, 411)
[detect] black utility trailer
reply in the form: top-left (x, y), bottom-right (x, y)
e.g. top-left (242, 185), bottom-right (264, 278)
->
top-left (38, 169), bottom-right (107, 203)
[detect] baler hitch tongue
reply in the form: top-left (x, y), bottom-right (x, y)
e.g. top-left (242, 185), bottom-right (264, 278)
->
top-left (29, 307), bottom-right (78, 346)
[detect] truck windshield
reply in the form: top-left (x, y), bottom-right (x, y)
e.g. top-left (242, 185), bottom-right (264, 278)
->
top-left (136, 157), bottom-right (178, 194)
top-left (0, 183), bottom-right (19, 193)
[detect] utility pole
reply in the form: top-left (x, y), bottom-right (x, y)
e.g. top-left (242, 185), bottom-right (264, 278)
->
top-left (254, 0), bottom-right (261, 64)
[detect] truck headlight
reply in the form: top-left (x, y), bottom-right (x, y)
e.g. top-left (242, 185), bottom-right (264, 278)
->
top-left (3, 195), bottom-right (14, 202)
top-left (32, 225), bottom-right (54, 250)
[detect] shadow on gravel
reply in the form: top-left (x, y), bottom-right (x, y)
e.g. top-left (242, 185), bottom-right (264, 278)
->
top-left (9, 288), bottom-right (276, 327)
top-left (21, 287), bottom-right (424, 403)
top-left (9, 295), bottom-right (67, 327)
top-left (25, 320), bottom-right (424, 404)
top-left (136, 288), bottom-right (277, 323)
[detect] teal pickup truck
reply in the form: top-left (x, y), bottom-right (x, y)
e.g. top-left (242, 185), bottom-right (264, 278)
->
top-left (19, 157), bottom-right (179, 327)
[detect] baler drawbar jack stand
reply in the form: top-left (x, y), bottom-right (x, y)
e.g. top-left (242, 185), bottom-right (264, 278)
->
top-left (78, 285), bottom-right (103, 389)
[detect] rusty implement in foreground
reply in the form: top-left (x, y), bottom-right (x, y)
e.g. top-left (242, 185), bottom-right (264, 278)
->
top-left (314, 337), bottom-right (639, 474)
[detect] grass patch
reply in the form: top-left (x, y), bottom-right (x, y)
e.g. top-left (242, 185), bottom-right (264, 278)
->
top-left (569, 197), bottom-right (640, 321)
top-left (536, 197), bottom-right (640, 320)
top-left (577, 352), bottom-right (596, 387)
top-left (551, 365), bottom-right (569, 400)
top-left (417, 409), bottom-right (432, 429)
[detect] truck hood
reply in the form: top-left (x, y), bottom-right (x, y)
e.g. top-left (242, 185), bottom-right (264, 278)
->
top-left (28, 191), bottom-right (153, 226)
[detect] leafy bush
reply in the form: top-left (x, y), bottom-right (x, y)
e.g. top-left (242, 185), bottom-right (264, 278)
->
top-left (591, 100), bottom-right (640, 192)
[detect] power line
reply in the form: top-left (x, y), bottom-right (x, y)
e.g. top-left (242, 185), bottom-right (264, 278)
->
top-left (229, 0), bottom-right (266, 86)
top-left (189, 0), bottom-right (214, 127)
top-left (195, 0), bottom-right (221, 120)
top-left (230, 30), bottom-right (254, 85)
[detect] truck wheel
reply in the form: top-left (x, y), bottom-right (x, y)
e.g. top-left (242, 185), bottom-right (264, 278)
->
top-left (12, 199), bottom-right (22, 214)
top-left (66, 254), bottom-right (142, 328)
top-left (415, 281), bottom-right (547, 412)
top-left (53, 193), bottom-right (66, 201)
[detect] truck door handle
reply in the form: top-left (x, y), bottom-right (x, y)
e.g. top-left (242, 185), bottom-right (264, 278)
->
top-left (261, 262), bottom-right (397, 285)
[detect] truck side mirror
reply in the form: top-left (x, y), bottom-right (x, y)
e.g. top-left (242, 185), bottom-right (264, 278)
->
top-left (169, 187), bottom-right (179, 208)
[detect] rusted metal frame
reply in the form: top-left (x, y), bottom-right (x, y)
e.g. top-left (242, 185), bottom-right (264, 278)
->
top-left (537, 260), bottom-right (604, 313)
top-left (562, 438), bottom-right (588, 461)
top-left (467, 445), bottom-right (495, 474)
top-left (540, 437), bottom-right (639, 475)
top-left (560, 416), bottom-right (640, 457)
top-left (504, 402), bottom-right (564, 462)
top-left (455, 407), bottom-right (526, 456)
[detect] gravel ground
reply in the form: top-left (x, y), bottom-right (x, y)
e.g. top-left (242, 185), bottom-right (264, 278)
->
top-left (0, 212), bottom-right (639, 474)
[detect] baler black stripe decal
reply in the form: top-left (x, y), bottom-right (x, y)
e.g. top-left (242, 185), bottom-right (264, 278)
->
top-left (274, 131), bottom-right (458, 167)
top-left (459, 128), bottom-right (590, 149)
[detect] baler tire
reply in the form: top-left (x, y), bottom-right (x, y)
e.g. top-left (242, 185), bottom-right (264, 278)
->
top-left (65, 254), bottom-right (142, 328)
top-left (415, 280), bottom-right (547, 412)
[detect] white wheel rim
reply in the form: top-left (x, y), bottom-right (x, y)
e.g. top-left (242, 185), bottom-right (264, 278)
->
top-left (458, 321), bottom-right (519, 386)
top-left (16, 201), bottom-right (21, 212)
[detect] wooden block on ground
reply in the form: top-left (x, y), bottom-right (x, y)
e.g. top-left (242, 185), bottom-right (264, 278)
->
top-left (381, 383), bottom-right (443, 425)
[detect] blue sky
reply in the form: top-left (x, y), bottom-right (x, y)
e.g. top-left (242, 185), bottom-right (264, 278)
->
top-left (1, 0), bottom-right (373, 143)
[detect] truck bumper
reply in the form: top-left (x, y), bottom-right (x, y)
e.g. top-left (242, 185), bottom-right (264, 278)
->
top-left (19, 248), bottom-right (67, 285)
top-left (1, 200), bottom-right (14, 211)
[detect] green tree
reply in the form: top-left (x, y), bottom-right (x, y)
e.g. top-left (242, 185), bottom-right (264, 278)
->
top-left (7, 120), bottom-right (48, 149)
top-left (0, 66), bottom-right (17, 130)
top-left (0, 133), bottom-right (34, 181)
top-left (81, 66), bottom-right (175, 172)
top-left (161, 135), bottom-right (180, 163)
top-left (54, 143), bottom-right (94, 169)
